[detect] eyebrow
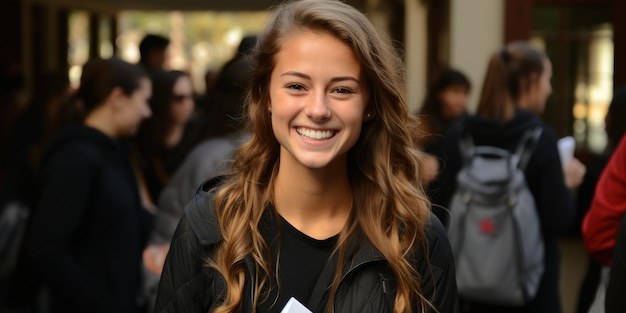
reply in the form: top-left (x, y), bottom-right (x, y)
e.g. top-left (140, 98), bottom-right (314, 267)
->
top-left (280, 71), bottom-right (360, 84)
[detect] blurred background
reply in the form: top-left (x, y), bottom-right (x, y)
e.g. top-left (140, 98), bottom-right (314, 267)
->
top-left (1, 0), bottom-right (624, 312)
top-left (2, 0), bottom-right (624, 155)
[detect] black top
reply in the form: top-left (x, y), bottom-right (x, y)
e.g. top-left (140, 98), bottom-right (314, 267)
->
top-left (154, 177), bottom-right (460, 313)
top-left (0, 105), bottom-right (44, 208)
top-left (26, 125), bottom-right (153, 313)
top-left (258, 215), bottom-right (338, 313)
top-left (431, 109), bottom-right (575, 313)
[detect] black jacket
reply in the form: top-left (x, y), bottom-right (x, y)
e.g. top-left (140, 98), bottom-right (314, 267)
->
top-left (431, 109), bottom-right (575, 313)
top-left (155, 178), bottom-right (459, 313)
top-left (26, 125), bottom-right (153, 313)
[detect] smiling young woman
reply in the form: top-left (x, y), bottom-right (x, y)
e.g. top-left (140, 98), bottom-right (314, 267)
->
top-left (154, 1), bottom-right (459, 313)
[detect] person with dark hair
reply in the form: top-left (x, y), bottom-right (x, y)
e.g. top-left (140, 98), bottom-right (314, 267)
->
top-left (0, 70), bottom-right (71, 311)
top-left (575, 84), bottom-right (626, 313)
top-left (138, 34), bottom-right (170, 70)
top-left (142, 35), bottom-right (257, 277)
top-left (132, 70), bottom-right (195, 210)
top-left (0, 70), bottom-right (71, 209)
top-left (26, 57), bottom-right (153, 313)
top-left (420, 67), bottom-right (471, 140)
top-left (189, 35), bottom-right (258, 145)
top-left (434, 41), bottom-right (585, 313)
top-left (418, 67), bottom-right (471, 222)
top-left (154, 1), bottom-right (458, 312)
top-left (140, 47), bottom-right (253, 311)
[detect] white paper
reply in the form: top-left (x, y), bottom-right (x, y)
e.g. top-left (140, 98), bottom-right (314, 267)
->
top-left (558, 136), bottom-right (575, 167)
top-left (280, 297), bottom-right (312, 313)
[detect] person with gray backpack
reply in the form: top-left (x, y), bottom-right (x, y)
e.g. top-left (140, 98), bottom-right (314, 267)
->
top-left (430, 41), bottom-right (586, 313)
top-left (449, 125), bottom-right (544, 306)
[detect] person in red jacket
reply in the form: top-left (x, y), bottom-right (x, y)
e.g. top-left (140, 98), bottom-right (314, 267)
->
top-left (583, 133), bottom-right (626, 265)
top-left (582, 133), bottom-right (626, 313)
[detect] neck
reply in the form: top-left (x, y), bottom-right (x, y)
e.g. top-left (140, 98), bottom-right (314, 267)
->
top-left (84, 108), bottom-right (117, 139)
top-left (164, 125), bottom-right (184, 149)
top-left (499, 96), bottom-right (516, 121)
top-left (273, 157), bottom-right (352, 239)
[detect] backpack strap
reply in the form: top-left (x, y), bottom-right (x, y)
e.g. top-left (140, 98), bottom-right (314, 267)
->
top-left (514, 127), bottom-right (543, 171)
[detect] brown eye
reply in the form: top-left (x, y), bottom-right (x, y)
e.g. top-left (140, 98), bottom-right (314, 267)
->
top-left (333, 87), bottom-right (354, 94)
top-left (286, 83), bottom-right (306, 91)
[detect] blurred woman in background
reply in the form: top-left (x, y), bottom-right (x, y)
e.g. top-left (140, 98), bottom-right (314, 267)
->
top-left (27, 57), bottom-right (153, 313)
top-left (434, 41), bottom-right (585, 313)
top-left (133, 70), bottom-right (195, 210)
top-left (418, 67), bottom-right (471, 224)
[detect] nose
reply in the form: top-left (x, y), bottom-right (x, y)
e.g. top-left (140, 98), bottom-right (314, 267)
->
top-left (306, 91), bottom-right (331, 121)
top-left (144, 104), bottom-right (153, 119)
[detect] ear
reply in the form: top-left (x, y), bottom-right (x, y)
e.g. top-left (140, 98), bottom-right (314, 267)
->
top-left (363, 111), bottom-right (374, 121)
top-left (107, 87), bottom-right (125, 112)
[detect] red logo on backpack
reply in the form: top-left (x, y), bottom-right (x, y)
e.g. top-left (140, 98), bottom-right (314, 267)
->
top-left (479, 218), bottom-right (495, 236)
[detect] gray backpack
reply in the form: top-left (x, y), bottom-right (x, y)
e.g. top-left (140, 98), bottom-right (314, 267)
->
top-left (448, 127), bottom-right (544, 306)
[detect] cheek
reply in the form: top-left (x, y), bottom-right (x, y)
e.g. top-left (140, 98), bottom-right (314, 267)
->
top-left (174, 103), bottom-right (193, 120)
top-left (340, 106), bottom-right (367, 129)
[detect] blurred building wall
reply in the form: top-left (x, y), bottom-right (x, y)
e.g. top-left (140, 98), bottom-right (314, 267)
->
top-left (404, 0), bottom-right (428, 114)
top-left (449, 0), bottom-right (504, 113)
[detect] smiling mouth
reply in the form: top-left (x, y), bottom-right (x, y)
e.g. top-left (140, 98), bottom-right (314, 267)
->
top-left (296, 127), bottom-right (336, 140)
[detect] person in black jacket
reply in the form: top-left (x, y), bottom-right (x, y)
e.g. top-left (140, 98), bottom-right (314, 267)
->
top-left (26, 57), bottom-right (153, 313)
top-left (154, 1), bottom-right (459, 313)
top-left (418, 67), bottom-right (471, 225)
top-left (432, 41), bottom-right (586, 313)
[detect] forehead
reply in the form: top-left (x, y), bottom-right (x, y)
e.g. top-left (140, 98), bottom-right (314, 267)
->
top-left (273, 29), bottom-right (362, 75)
top-left (172, 75), bottom-right (191, 88)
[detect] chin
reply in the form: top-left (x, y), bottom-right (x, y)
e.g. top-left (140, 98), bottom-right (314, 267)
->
top-left (298, 154), bottom-right (345, 170)
top-left (300, 160), bottom-right (331, 169)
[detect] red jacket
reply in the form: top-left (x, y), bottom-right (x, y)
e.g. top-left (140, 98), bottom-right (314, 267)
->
top-left (582, 134), bottom-right (626, 265)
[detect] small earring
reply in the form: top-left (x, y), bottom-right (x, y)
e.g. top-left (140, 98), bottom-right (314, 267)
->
top-left (365, 112), bottom-right (373, 120)
top-left (268, 107), bottom-right (272, 115)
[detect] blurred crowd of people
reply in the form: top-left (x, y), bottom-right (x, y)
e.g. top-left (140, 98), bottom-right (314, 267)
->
top-left (0, 33), bottom-right (256, 313)
top-left (0, 11), bottom-right (624, 313)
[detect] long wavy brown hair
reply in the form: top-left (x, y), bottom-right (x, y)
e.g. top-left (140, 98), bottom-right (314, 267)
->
top-left (208, 1), bottom-right (433, 312)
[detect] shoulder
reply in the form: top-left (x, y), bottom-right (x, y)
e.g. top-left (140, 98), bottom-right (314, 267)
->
top-left (42, 139), bottom-right (104, 175)
top-left (513, 109), bottom-right (558, 144)
top-left (409, 213), bottom-right (455, 276)
top-left (423, 213), bottom-right (454, 266)
top-left (156, 212), bottom-right (224, 313)
top-left (42, 126), bottom-right (114, 167)
top-left (182, 176), bottom-right (227, 246)
top-left (413, 213), bottom-right (459, 312)
top-left (444, 114), bottom-right (468, 138)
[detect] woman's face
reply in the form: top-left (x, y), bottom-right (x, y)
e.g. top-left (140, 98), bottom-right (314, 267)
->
top-left (170, 75), bottom-right (195, 126)
top-left (268, 29), bottom-right (369, 170)
top-left (438, 85), bottom-right (468, 121)
top-left (118, 77), bottom-right (152, 136)
top-left (528, 59), bottom-right (553, 114)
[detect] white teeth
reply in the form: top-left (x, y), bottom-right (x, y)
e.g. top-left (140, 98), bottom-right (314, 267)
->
top-left (297, 128), bottom-right (335, 140)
